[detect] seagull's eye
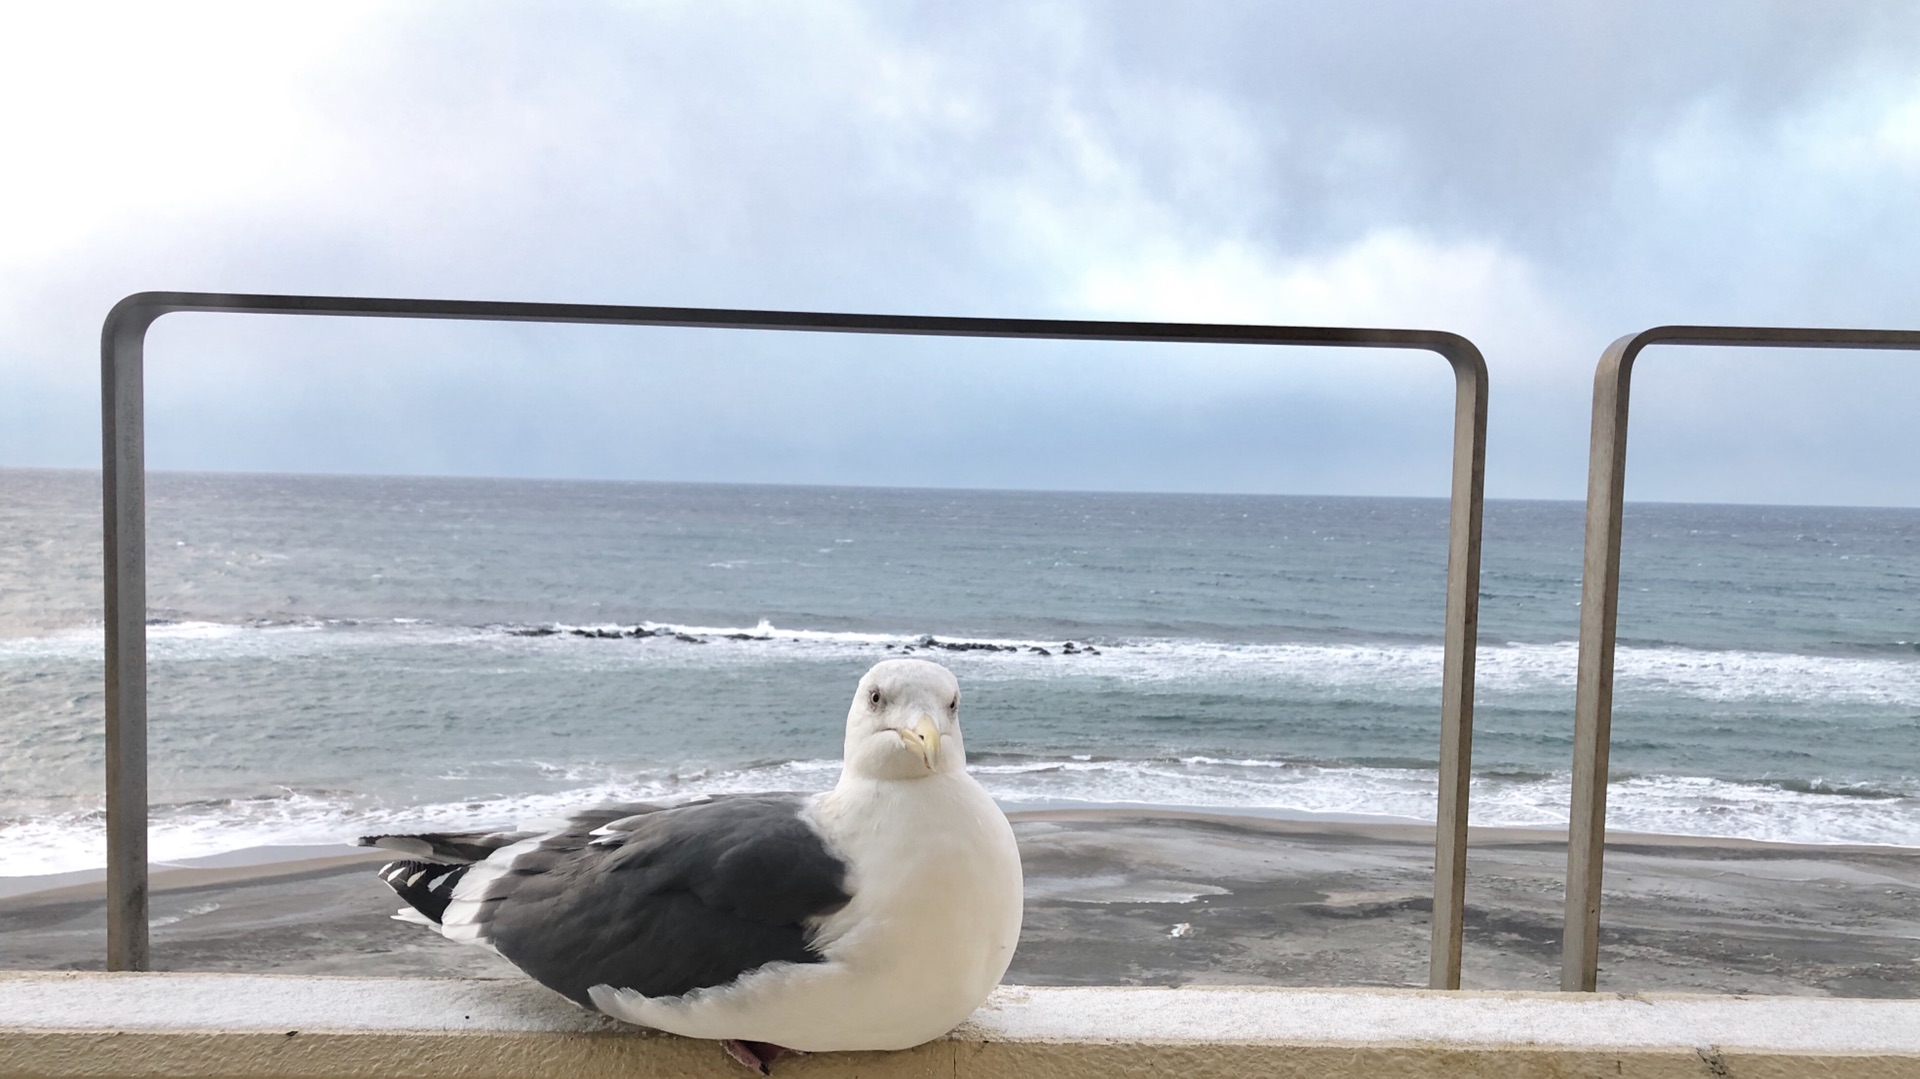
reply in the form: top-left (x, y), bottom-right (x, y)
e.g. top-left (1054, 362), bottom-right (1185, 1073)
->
top-left (868, 689), bottom-right (883, 709)
top-left (948, 696), bottom-right (959, 712)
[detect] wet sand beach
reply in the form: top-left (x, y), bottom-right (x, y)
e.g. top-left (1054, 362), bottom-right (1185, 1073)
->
top-left (3, 811), bottom-right (1917, 996)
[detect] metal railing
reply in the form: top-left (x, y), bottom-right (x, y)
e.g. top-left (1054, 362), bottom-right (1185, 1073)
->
top-left (99, 291), bottom-right (1490, 987)
top-left (1559, 325), bottom-right (1920, 992)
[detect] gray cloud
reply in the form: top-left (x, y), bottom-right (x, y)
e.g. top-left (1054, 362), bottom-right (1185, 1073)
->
top-left (3, 1), bottom-right (1918, 502)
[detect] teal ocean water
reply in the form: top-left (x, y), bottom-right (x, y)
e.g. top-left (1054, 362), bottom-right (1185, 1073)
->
top-left (2, 467), bottom-right (1917, 876)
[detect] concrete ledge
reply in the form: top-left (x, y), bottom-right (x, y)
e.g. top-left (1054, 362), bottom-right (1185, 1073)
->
top-left (4, 973), bottom-right (1920, 1078)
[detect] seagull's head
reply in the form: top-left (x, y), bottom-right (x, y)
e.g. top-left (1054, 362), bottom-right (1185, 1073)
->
top-left (843, 659), bottom-right (968, 781)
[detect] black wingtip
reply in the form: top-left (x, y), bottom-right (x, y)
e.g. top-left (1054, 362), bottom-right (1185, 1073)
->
top-left (376, 859), bottom-right (470, 924)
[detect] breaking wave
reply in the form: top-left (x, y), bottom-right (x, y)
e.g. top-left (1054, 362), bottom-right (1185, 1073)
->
top-left (4, 751), bottom-right (1916, 879)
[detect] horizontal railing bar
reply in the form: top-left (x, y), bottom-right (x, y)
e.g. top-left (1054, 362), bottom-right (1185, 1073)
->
top-left (107, 291), bottom-right (1481, 353)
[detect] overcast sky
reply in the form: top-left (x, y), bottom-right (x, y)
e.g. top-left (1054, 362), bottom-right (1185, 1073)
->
top-left (3, 1), bottom-right (1919, 503)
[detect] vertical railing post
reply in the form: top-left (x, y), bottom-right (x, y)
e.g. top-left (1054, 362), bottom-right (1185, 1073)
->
top-left (102, 299), bottom-right (156, 971)
top-left (1428, 347), bottom-right (1488, 991)
top-left (1561, 335), bottom-right (1636, 992)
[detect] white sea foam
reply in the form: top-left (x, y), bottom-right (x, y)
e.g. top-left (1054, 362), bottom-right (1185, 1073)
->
top-left (6, 617), bottom-right (1919, 875)
top-left (7, 617), bottom-right (1920, 709)
top-left (0, 760), bottom-right (841, 878)
top-left (3, 754), bottom-right (1915, 878)
top-left (143, 619), bottom-right (1920, 705)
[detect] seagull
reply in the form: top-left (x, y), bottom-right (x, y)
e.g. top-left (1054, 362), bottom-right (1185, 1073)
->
top-left (359, 658), bottom-right (1023, 1073)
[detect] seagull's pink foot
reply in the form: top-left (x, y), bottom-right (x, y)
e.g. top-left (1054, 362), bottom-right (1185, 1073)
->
top-left (720, 1039), bottom-right (805, 1074)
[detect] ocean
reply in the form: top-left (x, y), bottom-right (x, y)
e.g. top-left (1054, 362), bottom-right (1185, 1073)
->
top-left (2, 467), bottom-right (1917, 878)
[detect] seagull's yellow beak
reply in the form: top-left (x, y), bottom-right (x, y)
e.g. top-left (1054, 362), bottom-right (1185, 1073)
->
top-left (903, 714), bottom-right (941, 770)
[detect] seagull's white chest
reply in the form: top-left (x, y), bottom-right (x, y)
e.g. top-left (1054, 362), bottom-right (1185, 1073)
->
top-left (591, 772), bottom-right (1023, 1051)
top-left (811, 773), bottom-right (1024, 1004)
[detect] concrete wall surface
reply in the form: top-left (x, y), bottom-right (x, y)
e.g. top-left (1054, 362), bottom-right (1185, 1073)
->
top-left (3, 972), bottom-right (1920, 1078)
